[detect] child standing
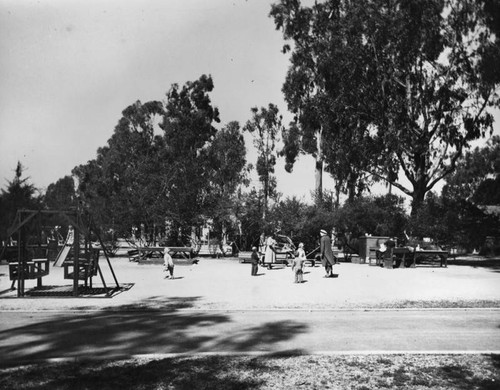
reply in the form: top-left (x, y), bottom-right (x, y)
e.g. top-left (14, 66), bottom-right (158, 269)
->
top-left (251, 246), bottom-right (259, 276)
top-left (292, 242), bottom-right (306, 283)
top-left (163, 247), bottom-right (174, 279)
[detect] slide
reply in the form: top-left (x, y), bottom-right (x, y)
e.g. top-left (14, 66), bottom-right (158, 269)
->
top-left (54, 245), bottom-right (71, 267)
top-left (54, 228), bottom-right (74, 267)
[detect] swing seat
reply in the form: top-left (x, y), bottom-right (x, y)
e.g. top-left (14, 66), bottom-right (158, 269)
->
top-left (9, 258), bottom-right (50, 281)
top-left (64, 249), bottom-right (100, 286)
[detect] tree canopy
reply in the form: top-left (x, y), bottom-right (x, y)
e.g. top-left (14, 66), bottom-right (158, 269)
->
top-left (72, 75), bottom-right (236, 239)
top-left (73, 99), bottom-right (165, 235)
top-left (443, 135), bottom-right (500, 205)
top-left (44, 175), bottom-right (78, 210)
top-left (244, 103), bottom-right (283, 219)
top-left (271, 0), bottom-right (500, 213)
top-left (203, 121), bottom-right (248, 236)
top-left (0, 162), bottom-right (42, 239)
top-left (159, 74), bottom-right (221, 229)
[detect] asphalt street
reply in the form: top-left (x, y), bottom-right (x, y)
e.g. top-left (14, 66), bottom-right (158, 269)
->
top-left (1, 309), bottom-right (499, 366)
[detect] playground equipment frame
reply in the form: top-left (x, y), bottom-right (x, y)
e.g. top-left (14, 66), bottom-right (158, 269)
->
top-left (2, 208), bottom-right (120, 297)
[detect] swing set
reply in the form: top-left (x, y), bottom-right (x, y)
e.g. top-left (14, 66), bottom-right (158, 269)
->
top-left (3, 208), bottom-right (120, 297)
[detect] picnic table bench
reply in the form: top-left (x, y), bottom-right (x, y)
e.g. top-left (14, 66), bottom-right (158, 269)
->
top-left (391, 247), bottom-right (448, 268)
top-left (238, 251), bottom-right (254, 263)
top-left (411, 249), bottom-right (448, 267)
top-left (167, 247), bottom-right (194, 259)
top-left (128, 246), bottom-right (194, 261)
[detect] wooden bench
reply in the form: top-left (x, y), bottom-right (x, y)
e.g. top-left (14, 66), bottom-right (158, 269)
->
top-left (64, 249), bottom-right (100, 287)
top-left (238, 251), bottom-right (254, 263)
top-left (260, 251), bottom-right (292, 269)
top-left (128, 249), bottom-right (140, 262)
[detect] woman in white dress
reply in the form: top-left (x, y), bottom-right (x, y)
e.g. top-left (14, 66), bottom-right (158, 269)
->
top-left (264, 234), bottom-right (276, 264)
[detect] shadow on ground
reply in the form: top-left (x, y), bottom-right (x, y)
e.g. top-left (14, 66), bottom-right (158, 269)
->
top-left (1, 353), bottom-right (499, 390)
top-left (0, 354), bottom-right (315, 390)
top-left (0, 296), bottom-right (308, 367)
top-left (448, 258), bottom-right (500, 273)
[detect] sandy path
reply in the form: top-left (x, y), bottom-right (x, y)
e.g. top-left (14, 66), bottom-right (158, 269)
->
top-left (1, 256), bottom-right (499, 311)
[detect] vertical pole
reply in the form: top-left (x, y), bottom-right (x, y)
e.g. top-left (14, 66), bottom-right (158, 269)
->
top-left (37, 212), bottom-right (42, 257)
top-left (73, 213), bottom-right (80, 297)
top-left (16, 212), bottom-right (22, 297)
top-left (89, 214), bottom-right (120, 288)
top-left (36, 212), bottom-right (42, 288)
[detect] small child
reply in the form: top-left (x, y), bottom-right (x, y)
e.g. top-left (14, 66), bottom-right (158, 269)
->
top-left (292, 243), bottom-right (306, 283)
top-left (163, 247), bottom-right (174, 279)
top-left (251, 246), bottom-right (259, 276)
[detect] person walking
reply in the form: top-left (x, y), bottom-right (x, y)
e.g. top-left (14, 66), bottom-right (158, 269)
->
top-left (163, 247), bottom-right (175, 279)
top-left (251, 246), bottom-right (259, 276)
top-left (292, 242), bottom-right (306, 283)
top-left (320, 229), bottom-right (335, 278)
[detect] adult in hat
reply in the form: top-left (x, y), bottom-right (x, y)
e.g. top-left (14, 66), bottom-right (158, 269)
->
top-left (320, 229), bottom-right (335, 277)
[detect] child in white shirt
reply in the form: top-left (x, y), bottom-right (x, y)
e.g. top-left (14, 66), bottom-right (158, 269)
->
top-left (163, 247), bottom-right (174, 279)
top-left (292, 243), bottom-right (306, 283)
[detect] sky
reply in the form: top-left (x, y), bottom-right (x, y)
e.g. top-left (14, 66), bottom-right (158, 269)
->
top-left (0, 0), bottom-right (498, 206)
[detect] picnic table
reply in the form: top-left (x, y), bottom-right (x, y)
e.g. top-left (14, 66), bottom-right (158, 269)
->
top-left (392, 247), bottom-right (448, 268)
top-left (412, 249), bottom-right (448, 267)
top-left (134, 246), bottom-right (194, 260)
top-left (166, 247), bottom-right (194, 259)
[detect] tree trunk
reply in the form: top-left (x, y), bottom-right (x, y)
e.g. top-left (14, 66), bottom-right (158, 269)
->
top-left (411, 177), bottom-right (427, 216)
top-left (221, 220), bottom-right (227, 245)
top-left (315, 127), bottom-right (323, 202)
top-left (263, 175), bottom-right (268, 220)
top-left (347, 173), bottom-right (356, 202)
top-left (410, 145), bottom-right (429, 216)
top-left (334, 182), bottom-right (341, 208)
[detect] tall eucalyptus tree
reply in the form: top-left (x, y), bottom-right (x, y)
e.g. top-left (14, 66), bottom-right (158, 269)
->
top-left (271, 0), bottom-right (500, 213)
top-left (244, 104), bottom-right (283, 219)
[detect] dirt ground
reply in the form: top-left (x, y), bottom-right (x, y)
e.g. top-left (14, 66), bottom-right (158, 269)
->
top-left (1, 256), bottom-right (500, 389)
top-left (1, 255), bottom-right (500, 311)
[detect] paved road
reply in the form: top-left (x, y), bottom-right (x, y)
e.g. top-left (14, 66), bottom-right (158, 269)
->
top-left (1, 309), bottom-right (499, 365)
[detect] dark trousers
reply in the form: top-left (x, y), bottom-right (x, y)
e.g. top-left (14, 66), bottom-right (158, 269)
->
top-left (251, 263), bottom-right (258, 275)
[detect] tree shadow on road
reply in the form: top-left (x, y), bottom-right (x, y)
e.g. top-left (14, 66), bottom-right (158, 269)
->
top-left (0, 296), bottom-right (309, 368)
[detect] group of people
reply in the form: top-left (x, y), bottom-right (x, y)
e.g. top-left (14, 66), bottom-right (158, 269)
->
top-left (250, 229), bottom-right (338, 282)
top-left (162, 228), bottom-right (339, 282)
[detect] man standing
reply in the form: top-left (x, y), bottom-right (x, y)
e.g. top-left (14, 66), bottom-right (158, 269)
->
top-left (320, 229), bottom-right (335, 278)
top-left (251, 246), bottom-right (259, 276)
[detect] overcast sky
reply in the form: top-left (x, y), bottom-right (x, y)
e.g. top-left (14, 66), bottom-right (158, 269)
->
top-left (0, 0), bottom-right (498, 204)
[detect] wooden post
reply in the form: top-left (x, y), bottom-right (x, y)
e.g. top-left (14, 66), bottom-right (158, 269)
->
top-left (16, 211), bottom-right (22, 297)
top-left (73, 219), bottom-right (80, 297)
